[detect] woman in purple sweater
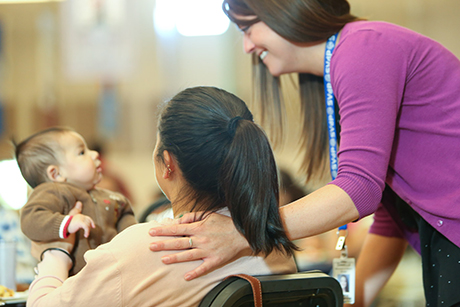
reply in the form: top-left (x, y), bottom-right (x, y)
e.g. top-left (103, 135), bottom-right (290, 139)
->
top-left (148, 0), bottom-right (460, 305)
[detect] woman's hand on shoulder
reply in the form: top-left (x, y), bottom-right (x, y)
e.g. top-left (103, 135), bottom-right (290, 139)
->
top-left (148, 212), bottom-right (251, 280)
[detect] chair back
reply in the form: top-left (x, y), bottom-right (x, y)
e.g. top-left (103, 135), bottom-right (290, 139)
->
top-left (199, 270), bottom-right (343, 307)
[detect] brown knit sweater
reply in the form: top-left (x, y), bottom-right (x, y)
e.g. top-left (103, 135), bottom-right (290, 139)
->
top-left (21, 182), bottom-right (137, 274)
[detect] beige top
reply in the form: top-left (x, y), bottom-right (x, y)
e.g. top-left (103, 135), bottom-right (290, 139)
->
top-left (27, 218), bottom-right (297, 307)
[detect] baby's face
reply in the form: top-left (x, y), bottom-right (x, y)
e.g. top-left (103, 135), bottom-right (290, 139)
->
top-left (56, 131), bottom-right (103, 190)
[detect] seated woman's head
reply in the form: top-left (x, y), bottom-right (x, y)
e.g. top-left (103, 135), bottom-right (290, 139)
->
top-left (153, 86), bottom-right (296, 256)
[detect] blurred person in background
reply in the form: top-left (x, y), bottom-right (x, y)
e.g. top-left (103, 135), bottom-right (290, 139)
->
top-left (91, 142), bottom-right (135, 203)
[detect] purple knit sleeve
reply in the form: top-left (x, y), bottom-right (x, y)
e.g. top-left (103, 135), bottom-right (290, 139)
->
top-left (369, 203), bottom-right (404, 238)
top-left (329, 26), bottom-right (408, 218)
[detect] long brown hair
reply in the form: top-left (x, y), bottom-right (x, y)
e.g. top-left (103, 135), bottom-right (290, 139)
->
top-left (223, 0), bottom-right (361, 182)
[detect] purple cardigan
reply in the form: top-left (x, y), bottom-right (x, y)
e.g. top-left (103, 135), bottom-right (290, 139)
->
top-left (329, 21), bottom-right (460, 251)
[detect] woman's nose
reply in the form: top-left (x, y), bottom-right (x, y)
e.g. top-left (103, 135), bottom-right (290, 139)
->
top-left (243, 35), bottom-right (255, 54)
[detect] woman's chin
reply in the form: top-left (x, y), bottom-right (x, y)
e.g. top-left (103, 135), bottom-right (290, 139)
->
top-left (267, 66), bottom-right (286, 77)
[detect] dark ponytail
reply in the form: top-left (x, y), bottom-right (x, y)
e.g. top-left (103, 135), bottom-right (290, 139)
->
top-left (157, 86), bottom-right (296, 256)
top-left (220, 119), bottom-right (297, 255)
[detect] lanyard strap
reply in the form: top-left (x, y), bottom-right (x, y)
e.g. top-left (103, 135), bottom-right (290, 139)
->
top-left (323, 33), bottom-right (339, 181)
top-left (324, 33), bottom-right (348, 232)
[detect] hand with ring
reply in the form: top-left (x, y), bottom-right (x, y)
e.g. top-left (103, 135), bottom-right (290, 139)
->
top-left (149, 212), bottom-right (251, 281)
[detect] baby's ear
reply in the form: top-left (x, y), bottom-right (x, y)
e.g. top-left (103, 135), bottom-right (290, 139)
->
top-left (46, 165), bottom-right (65, 182)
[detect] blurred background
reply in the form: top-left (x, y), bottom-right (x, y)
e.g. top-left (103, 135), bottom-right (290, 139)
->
top-left (0, 0), bottom-right (459, 212)
top-left (0, 0), bottom-right (459, 304)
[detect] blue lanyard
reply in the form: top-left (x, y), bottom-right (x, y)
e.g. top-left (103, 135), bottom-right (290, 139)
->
top-left (324, 33), bottom-right (347, 231)
top-left (324, 33), bottom-right (339, 180)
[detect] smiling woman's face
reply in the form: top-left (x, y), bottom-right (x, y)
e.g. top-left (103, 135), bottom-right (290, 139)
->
top-left (238, 16), bottom-right (301, 77)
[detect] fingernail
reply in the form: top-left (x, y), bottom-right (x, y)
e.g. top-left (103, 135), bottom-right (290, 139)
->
top-left (151, 243), bottom-right (157, 249)
top-left (149, 229), bottom-right (156, 236)
top-left (185, 274), bottom-right (192, 281)
top-left (162, 256), bottom-right (170, 263)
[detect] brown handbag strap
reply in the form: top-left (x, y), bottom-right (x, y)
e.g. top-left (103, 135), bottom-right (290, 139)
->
top-left (224, 274), bottom-right (262, 307)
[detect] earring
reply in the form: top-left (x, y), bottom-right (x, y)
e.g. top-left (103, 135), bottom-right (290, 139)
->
top-left (167, 165), bottom-right (172, 176)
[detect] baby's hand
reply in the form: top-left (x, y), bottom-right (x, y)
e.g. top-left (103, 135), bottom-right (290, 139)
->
top-left (68, 214), bottom-right (95, 238)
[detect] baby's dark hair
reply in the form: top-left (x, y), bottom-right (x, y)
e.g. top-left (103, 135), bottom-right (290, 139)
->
top-left (14, 127), bottom-right (74, 188)
top-left (156, 86), bottom-right (297, 256)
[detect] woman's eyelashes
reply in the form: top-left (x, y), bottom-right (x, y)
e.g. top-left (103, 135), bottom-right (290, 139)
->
top-left (239, 25), bottom-right (250, 33)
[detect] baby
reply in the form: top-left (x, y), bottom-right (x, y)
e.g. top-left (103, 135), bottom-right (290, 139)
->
top-left (15, 127), bottom-right (137, 275)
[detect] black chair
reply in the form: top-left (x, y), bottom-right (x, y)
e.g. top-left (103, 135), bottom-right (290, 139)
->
top-left (199, 270), bottom-right (343, 307)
